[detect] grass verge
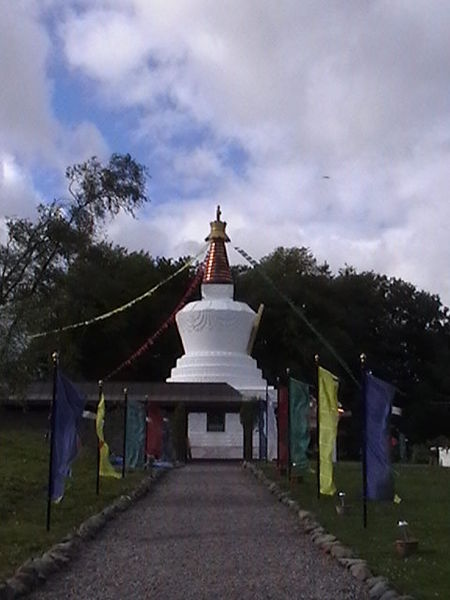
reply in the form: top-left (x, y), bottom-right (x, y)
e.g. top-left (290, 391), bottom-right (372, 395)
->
top-left (261, 461), bottom-right (450, 600)
top-left (0, 419), bottom-right (147, 581)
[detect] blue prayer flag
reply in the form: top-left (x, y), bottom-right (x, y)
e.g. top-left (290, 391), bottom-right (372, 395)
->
top-left (50, 372), bottom-right (86, 501)
top-left (258, 400), bottom-right (267, 461)
top-left (365, 373), bottom-right (396, 501)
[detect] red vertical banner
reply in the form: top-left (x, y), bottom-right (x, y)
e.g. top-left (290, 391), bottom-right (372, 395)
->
top-left (277, 386), bottom-right (289, 470)
top-left (146, 405), bottom-right (163, 459)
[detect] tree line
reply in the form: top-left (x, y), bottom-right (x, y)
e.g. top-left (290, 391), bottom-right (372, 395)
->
top-left (1, 155), bottom-right (449, 444)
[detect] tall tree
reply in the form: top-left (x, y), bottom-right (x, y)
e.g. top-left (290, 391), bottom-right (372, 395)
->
top-left (0, 154), bottom-right (148, 390)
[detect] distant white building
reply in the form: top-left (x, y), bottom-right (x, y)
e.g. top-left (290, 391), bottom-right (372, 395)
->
top-left (167, 207), bottom-right (276, 459)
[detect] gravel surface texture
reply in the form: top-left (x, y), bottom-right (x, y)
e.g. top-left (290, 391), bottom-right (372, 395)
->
top-left (30, 463), bottom-right (369, 599)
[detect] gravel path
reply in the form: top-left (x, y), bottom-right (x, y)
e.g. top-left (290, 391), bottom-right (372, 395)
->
top-left (30, 463), bottom-right (369, 599)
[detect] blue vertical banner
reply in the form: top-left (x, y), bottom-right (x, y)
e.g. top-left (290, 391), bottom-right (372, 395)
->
top-left (365, 373), bottom-right (396, 501)
top-left (50, 372), bottom-right (86, 501)
top-left (258, 399), bottom-right (267, 460)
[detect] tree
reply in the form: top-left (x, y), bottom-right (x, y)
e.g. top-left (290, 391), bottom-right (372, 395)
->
top-left (0, 154), bottom-right (148, 390)
top-left (235, 246), bottom-right (450, 444)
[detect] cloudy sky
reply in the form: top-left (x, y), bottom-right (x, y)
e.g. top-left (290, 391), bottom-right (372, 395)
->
top-left (1, 0), bottom-right (450, 305)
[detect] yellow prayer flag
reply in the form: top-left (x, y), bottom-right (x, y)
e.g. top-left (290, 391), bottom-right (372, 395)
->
top-left (318, 366), bottom-right (339, 495)
top-left (96, 393), bottom-right (121, 479)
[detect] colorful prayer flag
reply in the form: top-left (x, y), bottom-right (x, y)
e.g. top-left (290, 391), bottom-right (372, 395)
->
top-left (146, 405), bottom-right (163, 459)
top-left (96, 393), bottom-right (121, 478)
top-left (318, 366), bottom-right (339, 495)
top-left (365, 373), bottom-right (395, 501)
top-left (126, 400), bottom-right (146, 468)
top-left (277, 385), bottom-right (289, 469)
top-left (289, 378), bottom-right (310, 472)
top-left (50, 372), bottom-right (86, 501)
top-left (258, 399), bottom-right (267, 460)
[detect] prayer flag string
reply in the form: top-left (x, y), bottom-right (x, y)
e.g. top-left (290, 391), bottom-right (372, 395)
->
top-left (233, 245), bottom-right (359, 386)
top-left (103, 262), bottom-right (205, 381)
top-left (29, 246), bottom-right (207, 340)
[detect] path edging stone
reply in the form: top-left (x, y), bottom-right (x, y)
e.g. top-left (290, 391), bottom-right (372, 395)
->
top-left (0, 468), bottom-right (169, 599)
top-left (242, 461), bottom-right (413, 600)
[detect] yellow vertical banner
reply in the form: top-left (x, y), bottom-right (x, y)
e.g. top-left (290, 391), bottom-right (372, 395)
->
top-left (318, 366), bottom-right (339, 495)
top-left (96, 393), bottom-right (121, 478)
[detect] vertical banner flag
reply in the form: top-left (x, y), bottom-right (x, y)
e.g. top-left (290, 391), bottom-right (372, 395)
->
top-left (318, 366), bottom-right (339, 495)
top-left (146, 405), bottom-right (164, 459)
top-left (277, 385), bottom-right (289, 469)
top-left (126, 400), bottom-right (146, 468)
top-left (51, 372), bottom-right (86, 501)
top-left (96, 393), bottom-right (121, 478)
top-left (267, 396), bottom-right (278, 461)
top-left (365, 373), bottom-right (395, 500)
top-left (258, 400), bottom-right (267, 460)
top-left (289, 378), bottom-right (311, 472)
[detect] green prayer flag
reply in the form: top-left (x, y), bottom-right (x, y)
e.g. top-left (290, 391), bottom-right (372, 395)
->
top-left (289, 378), bottom-right (310, 473)
top-left (126, 400), bottom-right (146, 469)
top-left (318, 366), bottom-right (339, 495)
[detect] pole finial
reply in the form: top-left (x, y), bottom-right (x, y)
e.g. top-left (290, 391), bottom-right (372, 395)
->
top-left (314, 354), bottom-right (320, 365)
top-left (360, 353), bottom-right (366, 366)
top-left (98, 379), bottom-right (103, 388)
top-left (123, 387), bottom-right (128, 394)
top-left (52, 351), bottom-right (58, 364)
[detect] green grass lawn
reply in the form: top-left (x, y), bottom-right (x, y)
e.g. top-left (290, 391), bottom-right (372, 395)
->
top-left (0, 414), bottom-right (147, 581)
top-left (263, 461), bottom-right (450, 600)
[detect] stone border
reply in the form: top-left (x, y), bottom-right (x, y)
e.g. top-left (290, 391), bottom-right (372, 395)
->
top-left (0, 468), bottom-right (169, 599)
top-left (242, 462), bottom-right (415, 600)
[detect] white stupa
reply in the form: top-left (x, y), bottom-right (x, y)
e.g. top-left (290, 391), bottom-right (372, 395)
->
top-left (167, 207), bottom-right (267, 393)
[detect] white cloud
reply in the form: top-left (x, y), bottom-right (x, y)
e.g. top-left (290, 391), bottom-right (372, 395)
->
top-left (3, 0), bottom-right (450, 307)
top-left (0, 1), bottom-right (56, 161)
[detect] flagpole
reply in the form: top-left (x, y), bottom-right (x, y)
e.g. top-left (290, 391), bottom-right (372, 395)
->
top-left (46, 351), bottom-right (58, 532)
top-left (265, 380), bottom-right (269, 464)
top-left (144, 396), bottom-right (149, 468)
top-left (286, 368), bottom-right (291, 482)
top-left (315, 354), bottom-right (320, 500)
top-left (96, 380), bottom-right (103, 496)
top-left (276, 377), bottom-right (280, 472)
top-left (360, 353), bottom-right (368, 529)
top-left (121, 387), bottom-right (128, 478)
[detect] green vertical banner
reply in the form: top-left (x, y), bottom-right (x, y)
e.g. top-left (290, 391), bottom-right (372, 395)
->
top-left (289, 378), bottom-right (310, 473)
top-left (318, 366), bottom-right (339, 495)
top-left (125, 400), bottom-right (146, 469)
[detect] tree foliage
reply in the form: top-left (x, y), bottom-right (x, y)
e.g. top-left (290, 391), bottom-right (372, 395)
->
top-left (0, 154), bottom-right (148, 389)
top-left (2, 159), bottom-right (450, 446)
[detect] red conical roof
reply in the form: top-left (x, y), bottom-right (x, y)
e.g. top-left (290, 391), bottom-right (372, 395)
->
top-left (203, 206), bottom-right (233, 285)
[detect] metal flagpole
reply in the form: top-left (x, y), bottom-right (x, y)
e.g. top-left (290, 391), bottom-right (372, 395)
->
top-left (46, 351), bottom-right (58, 532)
top-left (265, 381), bottom-right (269, 464)
top-left (96, 380), bottom-right (103, 496)
top-left (315, 354), bottom-right (321, 500)
top-left (276, 377), bottom-right (280, 472)
top-left (122, 387), bottom-right (128, 478)
top-left (286, 368), bottom-right (291, 482)
top-left (144, 396), bottom-right (149, 468)
top-left (360, 353), bottom-right (368, 529)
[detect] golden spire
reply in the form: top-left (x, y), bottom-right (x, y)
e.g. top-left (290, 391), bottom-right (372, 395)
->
top-left (203, 206), bottom-right (233, 284)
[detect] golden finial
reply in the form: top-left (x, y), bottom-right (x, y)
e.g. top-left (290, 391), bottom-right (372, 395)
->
top-left (205, 206), bottom-right (230, 242)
